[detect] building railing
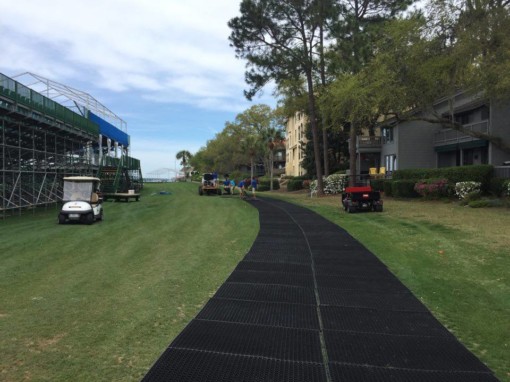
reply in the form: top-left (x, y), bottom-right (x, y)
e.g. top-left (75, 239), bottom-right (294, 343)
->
top-left (434, 120), bottom-right (489, 146)
top-left (356, 136), bottom-right (382, 149)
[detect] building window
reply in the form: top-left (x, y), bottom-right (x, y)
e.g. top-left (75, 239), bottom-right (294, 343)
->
top-left (384, 154), bottom-right (397, 172)
top-left (382, 127), bottom-right (394, 143)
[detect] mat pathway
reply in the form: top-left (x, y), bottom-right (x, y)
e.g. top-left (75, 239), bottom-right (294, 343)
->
top-left (142, 197), bottom-right (499, 381)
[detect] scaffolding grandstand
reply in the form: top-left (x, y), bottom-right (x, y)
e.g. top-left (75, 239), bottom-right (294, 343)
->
top-left (0, 72), bottom-right (143, 218)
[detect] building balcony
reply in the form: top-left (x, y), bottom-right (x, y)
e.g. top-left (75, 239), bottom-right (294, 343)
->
top-left (434, 120), bottom-right (489, 147)
top-left (355, 136), bottom-right (382, 153)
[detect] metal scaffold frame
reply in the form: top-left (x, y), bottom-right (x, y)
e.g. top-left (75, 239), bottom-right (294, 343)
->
top-left (12, 72), bottom-right (127, 134)
top-left (0, 73), bottom-right (98, 218)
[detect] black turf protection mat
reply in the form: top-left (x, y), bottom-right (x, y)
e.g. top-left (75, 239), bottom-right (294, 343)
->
top-left (142, 348), bottom-right (327, 382)
top-left (316, 273), bottom-right (407, 292)
top-left (244, 251), bottom-right (312, 264)
top-left (321, 305), bottom-right (451, 336)
top-left (235, 260), bottom-right (312, 275)
top-left (142, 196), bottom-right (500, 381)
top-left (197, 298), bottom-right (319, 329)
top-left (170, 320), bottom-right (323, 362)
top-left (318, 288), bottom-right (426, 311)
top-left (329, 363), bottom-right (500, 382)
top-left (227, 270), bottom-right (315, 288)
top-left (215, 283), bottom-right (316, 305)
top-left (324, 329), bottom-right (492, 372)
top-left (314, 263), bottom-right (391, 277)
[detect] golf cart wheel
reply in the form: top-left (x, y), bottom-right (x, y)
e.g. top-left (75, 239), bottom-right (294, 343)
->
top-left (58, 213), bottom-right (66, 224)
top-left (198, 186), bottom-right (203, 196)
top-left (98, 210), bottom-right (104, 221)
top-left (86, 213), bottom-right (94, 225)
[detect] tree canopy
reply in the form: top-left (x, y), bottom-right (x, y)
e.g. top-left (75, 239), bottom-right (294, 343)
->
top-left (190, 104), bottom-right (285, 177)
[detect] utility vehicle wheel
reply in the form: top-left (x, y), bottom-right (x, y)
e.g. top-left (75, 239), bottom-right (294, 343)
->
top-left (98, 210), bottom-right (104, 221)
top-left (58, 214), bottom-right (66, 224)
top-left (199, 186), bottom-right (203, 196)
top-left (86, 213), bottom-right (94, 225)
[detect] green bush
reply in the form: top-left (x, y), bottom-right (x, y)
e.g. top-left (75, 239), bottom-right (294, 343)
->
top-left (459, 190), bottom-right (482, 206)
top-left (383, 180), bottom-right (394, 196)
top-left (392, 180), bottom-right (420, 198)
top-left (370, 179), bottom-right (385, 192)
top-left (257, 179), bottom-right (280, 191)
top-left (468, 199), bottom-right (503, 208)
top-left (289, 175), bottom-right (310, 181)
top-left (287, 179), bottom-right (304, 191)
top-left (489, 177), bottom-right (506, 197)
top-left (393, 165), bottom-right (493, 192)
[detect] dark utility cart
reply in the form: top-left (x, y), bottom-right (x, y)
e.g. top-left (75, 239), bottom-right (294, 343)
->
top-left (342, 186), bottom-right (383, 213)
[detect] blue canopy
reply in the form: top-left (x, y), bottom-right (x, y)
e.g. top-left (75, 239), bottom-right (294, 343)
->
top-left (88, 111), bottom-right (129, 147)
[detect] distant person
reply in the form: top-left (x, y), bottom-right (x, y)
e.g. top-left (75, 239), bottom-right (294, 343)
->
top-left (223, 176), bottom-right (231, 194)
top-left (238, 179), bottom-right (246, 199)
top-left (251, 176), bottom-right (258, 200)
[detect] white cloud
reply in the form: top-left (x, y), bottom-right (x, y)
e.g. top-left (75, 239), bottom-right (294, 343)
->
top-left (0, 0), bottom-right (244, 105)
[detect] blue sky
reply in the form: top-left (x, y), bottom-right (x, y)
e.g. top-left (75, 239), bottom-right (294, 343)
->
top-left (0, 0), bottom-right (275, 176)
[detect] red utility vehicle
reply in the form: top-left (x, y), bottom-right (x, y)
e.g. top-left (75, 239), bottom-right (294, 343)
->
top-left (342, 186), bottom-right (383, 213)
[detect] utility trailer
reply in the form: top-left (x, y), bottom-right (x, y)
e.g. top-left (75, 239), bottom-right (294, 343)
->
top-left (342, 186), bottom-right (383, 213)
top-left (198, 173), bottom-right (221, 196)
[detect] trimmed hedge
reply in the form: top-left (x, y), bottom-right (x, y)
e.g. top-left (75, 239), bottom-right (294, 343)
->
top-left (392, 180), bottom-right (420, 198)
top-left (287, 179), bottom-right (304, 191)
top-left (257, 179), bottom-right (280, 191)
top-left (393, 165), bottom-right (493, 191)
top-left (370, 179), bottom-right (385, 192)
top-left (383, 180), bottom-right (394, 196)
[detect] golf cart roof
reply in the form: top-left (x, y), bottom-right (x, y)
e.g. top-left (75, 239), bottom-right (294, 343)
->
top-left (63, 176), bottom-right (101, 182)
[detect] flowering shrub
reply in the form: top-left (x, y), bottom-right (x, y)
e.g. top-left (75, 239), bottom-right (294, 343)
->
top-left (504, 180), bottom-right (510, 197)
top-left (324, 174), bottom-right (348, 194)
top-left (414, 179), bottom-right (450, 198)
top-left (310, 174), bottom-right (348, 196)
top-left (455, 181), bottom-right (481, 199)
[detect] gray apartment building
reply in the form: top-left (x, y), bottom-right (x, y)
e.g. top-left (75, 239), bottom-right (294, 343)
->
top-left (355, 91), bottom-right (510, 177)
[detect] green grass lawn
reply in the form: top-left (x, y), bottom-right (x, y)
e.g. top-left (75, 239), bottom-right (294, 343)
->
top-left (1, 184), bottom-right (509, 381)
top-left (0, 182), bottom-right (258, 381)
top-left (266, 191), bottom-right (510, 382)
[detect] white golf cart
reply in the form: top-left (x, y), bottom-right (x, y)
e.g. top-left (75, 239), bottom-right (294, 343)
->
top-left (58, 176), bottom-right (103, 224)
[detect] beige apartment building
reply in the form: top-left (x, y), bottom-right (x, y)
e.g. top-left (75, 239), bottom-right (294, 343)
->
top-left (285, 112), bottom-right (308, 176)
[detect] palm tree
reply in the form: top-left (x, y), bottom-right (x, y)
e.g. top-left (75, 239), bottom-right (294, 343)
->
top-left (176, 150), bottom-right (192, 181)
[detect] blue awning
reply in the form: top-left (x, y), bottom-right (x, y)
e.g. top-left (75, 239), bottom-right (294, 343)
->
top-left (88, 111), bottom-right (129, 147)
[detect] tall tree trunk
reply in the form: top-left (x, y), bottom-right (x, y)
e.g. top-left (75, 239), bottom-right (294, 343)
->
top-left (270, 150), bottom-right (274, 191)
top-left (349, 122), bottom-right (357, 186)
top-left (320, 16), bottom-right (329, 177)
top-left (305, 71), bottom-right (324, 195)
